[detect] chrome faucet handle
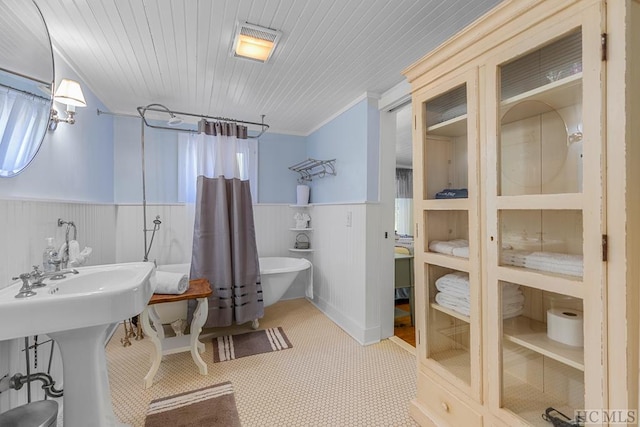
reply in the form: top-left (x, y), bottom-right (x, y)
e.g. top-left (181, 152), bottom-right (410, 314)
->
top-left (30, 265), bottom-right (47, 288)
top-left (12, 273), bottom-right (36, 298)
top-left (48, 268), bottom-right (80, 281)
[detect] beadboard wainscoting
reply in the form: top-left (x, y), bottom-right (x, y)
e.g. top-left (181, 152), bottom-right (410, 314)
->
top-left (0, 200), bottom-right (391, 413)
top-left (0, 199), bottom-right (117, 413)
top-left (114, 203), bottom-right (390, 345)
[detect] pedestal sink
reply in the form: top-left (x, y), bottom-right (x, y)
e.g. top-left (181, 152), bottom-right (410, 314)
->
top-left (0, 262), bottom-right (156, 427)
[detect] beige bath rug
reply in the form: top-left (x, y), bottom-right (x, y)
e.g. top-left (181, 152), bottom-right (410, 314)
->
top-left (145, 381), bottom-right (241, 427)
top-left (213, 327), bottom-right (292, 362)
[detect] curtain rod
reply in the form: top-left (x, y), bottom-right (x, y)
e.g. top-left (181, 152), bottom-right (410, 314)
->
top-left (136, 104), bottom-right (269, 138)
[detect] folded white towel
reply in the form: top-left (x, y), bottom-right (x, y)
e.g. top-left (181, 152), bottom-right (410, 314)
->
top-left (503, 293), bottom-right (525, 305)
top-left (438, 271), bottom-right (469, 284)
top-left (522, 251), bottom-right (583, 276)
top-left (435, 273), bottom-right (470, 294)
top-left (523, 262), bottom-right (583, 276)
top-left (526, 251), bottom-right (583, 265)
top-left (501, 249), bottom-right (530, 267)
top-left (429, 239), bottom-right (469, 255)
top-left (503, 304), bottom-right (524, 319)
top-left (154, 271), bottom-right (189, 295)
top-left (451, 246), bottom-right (469, 258)
top-left (435, 292), bottom-right (471, 316)
top-left (437, 287), bottom-right (471, 301)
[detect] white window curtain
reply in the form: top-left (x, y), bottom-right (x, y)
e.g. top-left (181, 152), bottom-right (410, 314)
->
top-left (395, 198), bottom-right (414, 236)
top-left (0, 87), bottom-right (50, 174)
top-left (178, 132), bottom-right (258, 203)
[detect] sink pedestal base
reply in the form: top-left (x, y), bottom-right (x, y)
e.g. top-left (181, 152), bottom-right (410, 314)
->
top-left (50, 324), bottom-right (127, 427)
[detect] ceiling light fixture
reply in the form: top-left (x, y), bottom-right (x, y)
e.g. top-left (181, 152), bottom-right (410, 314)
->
top-left (49, 78), bottom-right (87, 131)
top-left (230, 22), bottom-right (282, 63)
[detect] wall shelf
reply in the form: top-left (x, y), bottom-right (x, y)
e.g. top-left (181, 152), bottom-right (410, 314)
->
top-left (288, 248), bottom-right (314, 253)
top-left (290, 228), bottom-right (313, 231)
top-left (289, 158), bottom-right (336, 183)
top-left (502, 315), bottom-right (584, 371)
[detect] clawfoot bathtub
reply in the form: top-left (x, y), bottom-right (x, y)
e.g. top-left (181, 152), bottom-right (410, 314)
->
top-left (154, 257), bottom-right (312, 328)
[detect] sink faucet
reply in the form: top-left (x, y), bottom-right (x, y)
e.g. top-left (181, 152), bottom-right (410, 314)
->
top-left (12, 273), bottom-right (37, 299)
top-left (12, 266), bottom-right (80, 298)
top-left (31, 266), bottom-right (79, 285)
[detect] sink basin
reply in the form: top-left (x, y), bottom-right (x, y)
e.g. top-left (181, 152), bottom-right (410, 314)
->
top-left (0, 261), bottom-right (156, 427)
top-left (0, 262), bottom-right (156, 341)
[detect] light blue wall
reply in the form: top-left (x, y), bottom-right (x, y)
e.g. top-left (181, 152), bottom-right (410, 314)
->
top-left (257, 133), bottom-right (306, 203)
top-left (366, 98), bottom-right (380, 201)
top-left (307, 96), bottom-right (380, 203)
top-left (2, 64), bottom-right (380, 207)
top-left (113, 122), bottom-right (306, 205)
top-left (113, 116), bottom-right (182, 204)
top-left (0, 52), bottom-right (114, 202)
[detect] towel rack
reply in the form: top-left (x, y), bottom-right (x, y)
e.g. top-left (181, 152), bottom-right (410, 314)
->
top-left (288, 158), bottom-right (336, 183)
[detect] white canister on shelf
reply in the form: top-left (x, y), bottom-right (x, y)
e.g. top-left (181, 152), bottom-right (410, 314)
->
top-left (296, 184), bottom-right (310, 205)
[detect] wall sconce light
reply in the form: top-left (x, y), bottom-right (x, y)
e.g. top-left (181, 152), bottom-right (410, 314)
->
top-left (48, 78), bottom-right (87, 131)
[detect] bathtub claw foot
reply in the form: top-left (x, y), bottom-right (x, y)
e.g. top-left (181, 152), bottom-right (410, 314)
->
top-left (251, 319), bottom-right (259, 329)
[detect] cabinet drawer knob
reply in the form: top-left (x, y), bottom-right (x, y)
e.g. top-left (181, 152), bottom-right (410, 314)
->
top-left (441, 401), bottom-right (450, 412)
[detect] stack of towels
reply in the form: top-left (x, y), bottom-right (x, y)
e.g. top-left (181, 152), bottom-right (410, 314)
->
top-left (155, 271), bottom-right (189, 295)
top-left (429, 239), bottom-right (469, 258)
top-left (434, 272), bottom-right (472, 316)
top-left (499, 282), bottom-right (526, 319)
top-left (501, 249), bottom-right (583, 277)
top-left (434, 272), bottom-right (524, 319)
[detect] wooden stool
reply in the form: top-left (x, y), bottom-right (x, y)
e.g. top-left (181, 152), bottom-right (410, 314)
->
top-left (140, 278), bottom-right (212, 388)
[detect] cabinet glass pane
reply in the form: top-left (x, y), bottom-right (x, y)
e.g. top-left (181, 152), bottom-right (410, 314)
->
top-left (426, 264), bottom-right (471, 385)
top-left (499, 31), bottom-right (583, 196)
top-left (425, 210), bottom-right (469, 257)
top-left (423, 84), bottom-right (468, 200)
top-left (501, 282), bottom-right (584, 425)
top-left (500, 210), bottom-right (583, 278)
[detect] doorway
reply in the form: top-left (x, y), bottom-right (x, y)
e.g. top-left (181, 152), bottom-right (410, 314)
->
top-left (391, 104), bottom-right (415, 347)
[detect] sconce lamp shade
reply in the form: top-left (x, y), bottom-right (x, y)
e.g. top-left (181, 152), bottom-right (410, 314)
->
top-left (54, 79), bottom-right (86, 107)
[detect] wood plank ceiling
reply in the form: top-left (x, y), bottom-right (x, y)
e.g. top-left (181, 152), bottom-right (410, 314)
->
top-left (34, 0), bottom-right (501, 135)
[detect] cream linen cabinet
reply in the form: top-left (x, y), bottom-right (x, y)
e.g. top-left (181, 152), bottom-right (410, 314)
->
top-left (404, 0), bottom-right (640, 426)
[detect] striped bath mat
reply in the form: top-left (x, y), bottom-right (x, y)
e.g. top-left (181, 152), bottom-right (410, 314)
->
top-left (145, 381), bottom-right (241, 426)
top-left (213, 327), bottom-right (292, 362)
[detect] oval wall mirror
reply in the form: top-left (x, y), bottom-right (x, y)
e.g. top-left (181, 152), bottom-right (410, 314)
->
top-left (0, 0), bottom-right (54, 177)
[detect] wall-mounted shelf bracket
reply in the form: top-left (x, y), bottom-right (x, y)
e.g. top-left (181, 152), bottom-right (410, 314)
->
top-left (289, 158), bottom-right (336, 183)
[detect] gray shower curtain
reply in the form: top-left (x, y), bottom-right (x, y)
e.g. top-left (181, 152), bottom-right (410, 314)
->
top-left (187, 122), bottom-right (263, 327)
top-left (189, 176), bottom-right (263, 327)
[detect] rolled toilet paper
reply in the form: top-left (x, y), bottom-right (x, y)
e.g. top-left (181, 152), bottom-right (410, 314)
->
top-left (547, 308), bottom-right (584, 347)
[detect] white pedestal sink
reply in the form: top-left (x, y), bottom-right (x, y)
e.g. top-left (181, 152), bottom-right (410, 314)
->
top-left (0, 262), bottom-right (156, 427)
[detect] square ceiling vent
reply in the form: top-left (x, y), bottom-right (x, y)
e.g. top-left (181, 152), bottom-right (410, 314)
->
top-left (230, 22), bottom-right (282, 63)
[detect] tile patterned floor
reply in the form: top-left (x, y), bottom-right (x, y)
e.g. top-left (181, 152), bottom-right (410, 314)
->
top-left (105, 298), bottom-right (418, 426)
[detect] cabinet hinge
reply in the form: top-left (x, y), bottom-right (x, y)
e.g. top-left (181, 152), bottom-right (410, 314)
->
top-left (415, 223), bottom-right (419, 239)
top-left (601, 33), bottom-right (607, 61)
top-left (602, 234), bottom-right (608, 262)
top-left (414, 115), bottom-right (417, 130)
top-left (417, 330), bottom-right (420, 345)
